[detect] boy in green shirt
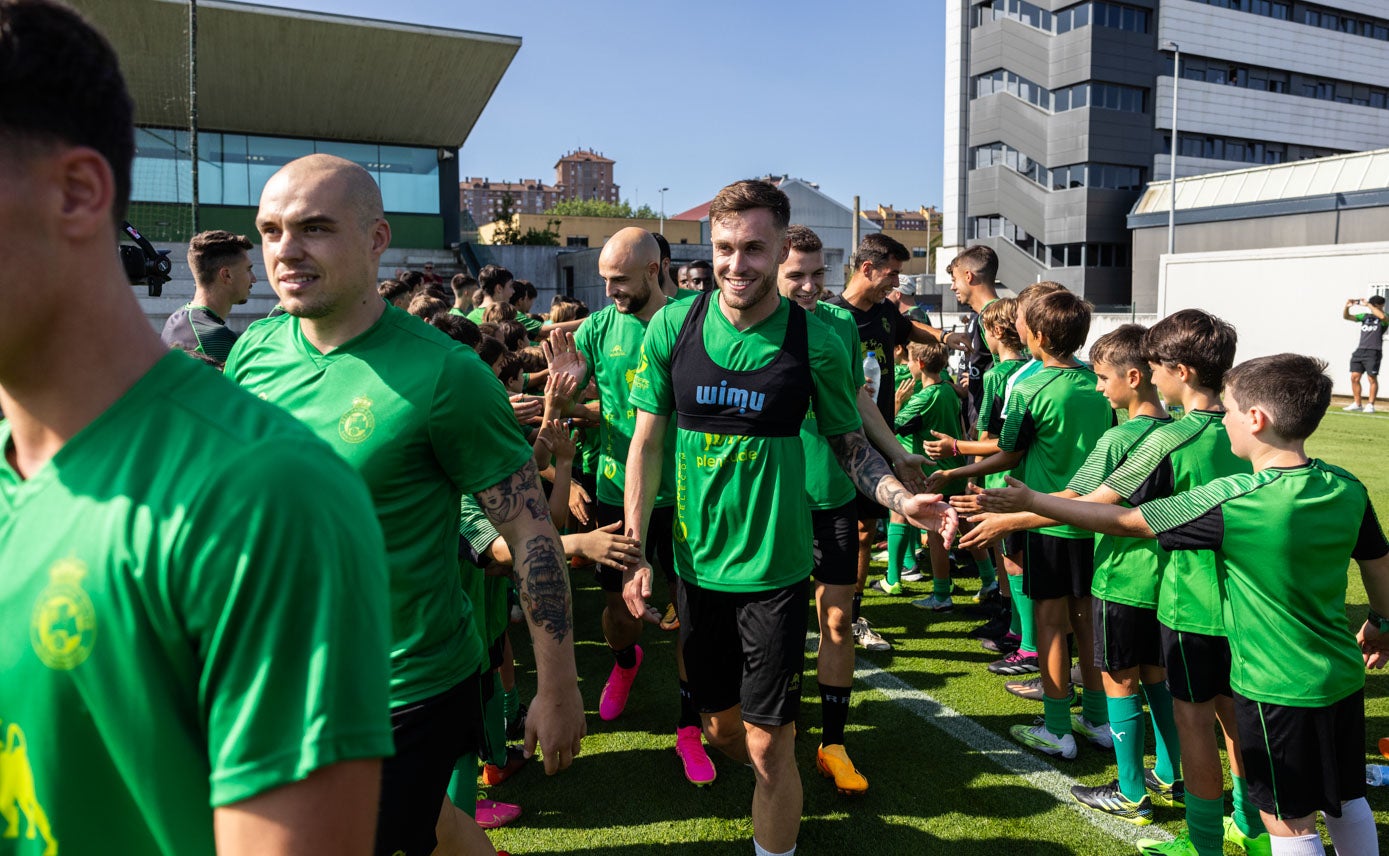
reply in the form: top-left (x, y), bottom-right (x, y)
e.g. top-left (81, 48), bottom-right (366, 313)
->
top-left (984, 353), bottom-right (1388, 856)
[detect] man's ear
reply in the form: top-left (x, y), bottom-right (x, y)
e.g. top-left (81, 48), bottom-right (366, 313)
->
top-left (54, 147), bottom-right (116, 242)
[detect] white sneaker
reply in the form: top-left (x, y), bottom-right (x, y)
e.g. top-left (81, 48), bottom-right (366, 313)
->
top-left (1072, 714), bottom-right (1114, 750)
top-left (899, 568), bottom-right (926, 582)
top-left (1367, 404), bottom-right (1377, 413)
top-left (1010, 723), bottom-right (1078, 760)
top-left (853, 617), bottom-right (892, 651)
top-left (911, 594), bottom-right (955, 612)
top-left (1344, 404), bottom-right (1363, 412)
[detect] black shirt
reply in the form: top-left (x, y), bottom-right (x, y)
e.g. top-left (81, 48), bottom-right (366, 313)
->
top-left (826, 294), bottom-right (914, 425)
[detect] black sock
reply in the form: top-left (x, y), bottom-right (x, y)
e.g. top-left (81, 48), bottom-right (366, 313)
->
top-left (613, 643), bottom-right (639, 669)
top-left (819, 682), bottom-right (852, 746)
top-left (851, 593), bottom-right (863, 622)
top-left (677, 679), bottom-right (701, 729)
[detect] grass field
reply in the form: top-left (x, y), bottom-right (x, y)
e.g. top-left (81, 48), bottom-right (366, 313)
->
top-left (489, 407), bottom-right (1389, 855)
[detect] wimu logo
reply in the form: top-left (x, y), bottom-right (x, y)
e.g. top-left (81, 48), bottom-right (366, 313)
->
top-left (694, 380), bottom-right (766, 414)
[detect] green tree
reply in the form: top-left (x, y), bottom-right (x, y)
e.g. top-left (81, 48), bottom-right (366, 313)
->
top-left (546, 198), bottom-right (631, 218)
top-left (490, 194), bottom-right (560, 246)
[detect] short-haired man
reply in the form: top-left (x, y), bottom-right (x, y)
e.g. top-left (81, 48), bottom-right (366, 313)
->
top-left (677, 263), bottom-right (692, 290)
top-left (162, 229), bottom-right (256, 365)
top-left (450, 272), bottom-right (478, 317)
top-left (421, 261), bottom-right (444, 286)
top-left (827, 232), bottom-right (944, 650)
top-left (0, 2), bottom-right (394, 853)
top-left (948, 245), bottom-right (1002, 430)
top-left (651, 231), bottom-right (680, 299)
top-left (1342, 294), bottom-right (1386, 413)
top-left (625, 180), bottom-right (957, 856)
top-left (467, 264), bottom-right (515, 324)
top-left (890, 276), bottom-right (934, 325)
top-left (686, 259), bottom-right (715, 293)
top-left (227, 154), bottom-right (584, 856)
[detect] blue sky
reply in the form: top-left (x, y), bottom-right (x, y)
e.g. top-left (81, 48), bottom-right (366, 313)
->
top-left (272, 0), bottom-right (947, 217)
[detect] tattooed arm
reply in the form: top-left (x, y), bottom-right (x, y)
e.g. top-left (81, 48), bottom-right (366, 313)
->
top-left (476, 460), bottom-right (586, 774)
top-left (827, 428), bottom-right (960, 542)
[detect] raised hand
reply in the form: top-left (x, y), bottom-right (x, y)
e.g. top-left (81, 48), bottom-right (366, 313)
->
top-left (543, 372), bottom-right (578, 422)
top-left (900, 492), bottom-right (960, 546)
top-left (894, 377), bottom-right (916, 409)
top-left (976, 475), bottom-right (1037, 513)
top-left (923, 429), bottom-right (958, 461)
top-left (543, 329), bottom-right (587, 387)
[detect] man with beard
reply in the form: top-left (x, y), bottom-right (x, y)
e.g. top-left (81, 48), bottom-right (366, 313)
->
top-left (544, 227), bottom-right (716, 786)
top-left (624, 180), bottom-right (958, 856)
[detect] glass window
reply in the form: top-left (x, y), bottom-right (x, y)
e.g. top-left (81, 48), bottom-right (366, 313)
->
top-left (1054, 88), bottom-right (1071, 111)
top-left (1056, 7), bottom-right (1072, 32)
top-left (196, 131), bottom-right (225, 205)
top-left (218, 134), bottom-right (251, 206)
top-left (1073, 3), bottom-right (1089, 27)
top-left (132, 127), bottom-right (188, 203)
top-left (1072, 84), bottom-right (1088, 108)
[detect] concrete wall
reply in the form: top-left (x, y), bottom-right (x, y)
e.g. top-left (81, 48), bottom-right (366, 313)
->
top-left (1157, 241), bottom-right (1389, 396)
top-left (559, 245), bottom-right (714, 312)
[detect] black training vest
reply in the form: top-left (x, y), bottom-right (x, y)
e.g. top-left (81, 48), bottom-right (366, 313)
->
top-left (670, 291), bottom-right (814, 437)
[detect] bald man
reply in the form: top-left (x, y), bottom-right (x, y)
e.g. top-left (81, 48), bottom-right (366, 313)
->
top-left (544, 227), bottom-right (717, 785)
top-left (226, 154), bottom-right (585, 856)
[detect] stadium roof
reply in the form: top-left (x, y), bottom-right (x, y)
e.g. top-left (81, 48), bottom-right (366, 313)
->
top-left (1129, 148), bottom-right (1389, 227)
top-left (75, 0), bottom-right (521, 149)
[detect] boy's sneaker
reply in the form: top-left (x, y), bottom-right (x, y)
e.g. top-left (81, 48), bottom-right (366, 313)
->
top-left (675, 725), bottom-right (716, 786)
top-left (481, 745), bottom-right (529, 786)
top-left (1367, 403), bottom-right (1377, 413)
top-left (972, 580), bottom-right (1000, 603)
top-left (1343, 403), bottom-right (1363, 411)
top-left (988, 649), bottom-right (1039, 675)
top-left (1143, 768), bottom-right (1185, 807)
top-left (1005, 677), bottom-right (1075, 704)
top-left (869, 548), bottom-right (888, 565)
top-left (980, 632), bottom-right (1021, 655)
top-left (853, 617), bottom-right (892, 651)
top-left (1071, 714), bottom-right (1114, 750)
top-left (1069, 780), bottom-right (1153, 826)
top-left (899, 568), bottom-right (926, 582)
top-left (815, 743), bottom-right (869, 794)
top-left (1009, 723), bottom-right (1077, 759)
top-left (911, 594), bottom-right (954, 612)
top-left (659, 602), bottom-right (680, 631)
top-left (475, 799), bottom-right (522, 829)
top-left (1223, 816), bottom-right (1272, 856)
top-left (599, 645), bottom-right (643, 721)
top-left (872, 578), bottom-right (903, 596)
top-left (969, 613), bottom-right (1011, 639)
top-left (1137, 831), bottom-right (1197, 855)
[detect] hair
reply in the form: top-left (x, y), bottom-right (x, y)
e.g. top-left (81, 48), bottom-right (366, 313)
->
top-left (181, 348), bottom-right (225, 371)
top-left (421, 284), bottom-right (449, 303)
top-left (1224, 354), bottom-right (1331, 440)
top-left (428, 313), bottom-right (482, 350)
top-left (1089, 324), bottom-right (1151, 380)
top-left (1141, 308), bottom-right (1238, 392)
top-left (378, 278), bottom-right (410, 304)
top-left (512, 279), bottom-right (537, 302)
top-left (950, 245), bottom-right (999, 285)
top-left (495, 319), bottom-right (530, 352)
top-left (451, 272), bottom-right (477, 297)
top-left (908, 341), bottom-right (950, 375)
top-left (399, 270), bottom-right (424, 293)
top-left (1024, 291), bottom-right (1092, 359)
top-left (687, 259), bottom-right (714, 291)
top-left (476, 322), bottom-right (499, 339)
top-left (493, 350), bottom-right (522, 386)
top-left (979, 297), bottom-right (1023, 353)
top-left (708, 179), bottom-right (791, 232)
top-left (1370, 295), bottom-right (1386, 308)
top-left (550, 300), bottom-right (585, 323)
top-left (516, 347), bottom-right (547, 372)
top-left (0, 0), bottom-right (136, 222)
top-left (785, 224), bottom-right (823, 253)
top-left (1015, 280), bottom-right (1068, 314)
top-left (186, 230), bottom-right (253, 287)
top-left (851, 232), bottom-right (910, 270)
top-left (652, 231), bottom-right (672, 262)
top-left (483, 301), bottom-right (516, 325)
top-left (475, 336), bottom-right (506, 368)
top-left (478, 264), bottom-right (513, 297)
top-left (406, 294), bottom-right (448, 322)
top-left (688, 259), bottom-right (713, 274)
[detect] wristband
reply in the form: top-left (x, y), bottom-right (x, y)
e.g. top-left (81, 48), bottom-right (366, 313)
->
top-left (1369, 609), bottom-right (1389, 633)
top-left (951, 439), bottom-right (960, 457)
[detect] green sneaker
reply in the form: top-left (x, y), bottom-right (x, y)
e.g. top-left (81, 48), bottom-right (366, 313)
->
top-left (1136, 830), bottom-right (1196, 855)
top-left (1223, 816), bottom-right (1271, 856)
top-left (1143, 768), bottom-right (1185, 807)
top-left (872, 579), bottom-right (903, 596)
top-left (1069, 780), bottom-right (1152, 826)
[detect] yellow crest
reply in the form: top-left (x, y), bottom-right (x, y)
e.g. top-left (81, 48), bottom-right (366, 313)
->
top-left (602, 458), bottom-right (618, 480)
top-left (338, 396), bottom-right (376, 444)
top-left (31, 557), bottom-right (97, 671)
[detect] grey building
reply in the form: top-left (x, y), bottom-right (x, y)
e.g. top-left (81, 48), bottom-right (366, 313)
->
top-left (940, 0), bottom-right (1389, 310)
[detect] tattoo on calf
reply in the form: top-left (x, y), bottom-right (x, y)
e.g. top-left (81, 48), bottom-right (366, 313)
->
top-left (828, 430), bottom-right (908, 514)
top-left (478, 460), bottom-right (551, 524)
top-left (518, 534), bottom-right (573, 643)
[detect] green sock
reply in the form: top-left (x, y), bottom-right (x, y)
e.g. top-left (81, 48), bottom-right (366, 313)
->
top-left (447, 752), bottom-right (479, 813)
top-left (933, 576), bottom-right (952, 599)
top-left (976, 554), bottom-right (996, 586)
top-left (1186, 792), bottom-right (1225, 856)
top-left (1043, 693), bottom-right (1072, 737)
top-left (1081, 687), bottom-right (1108, 725)
top-left (886, 522), bottom-right (909, 585)
top-left (502, 685), bottom-right (519, 724)
top-left (1011, 575), bottom-right (1035, 653)
top-left (1231, 775), bottom-right (1266, 837)
top-left (1107, 693), bottom-right (1146, 802)
top-left (1008, 579), bottom-right (1023, 636)
top-left (903, 526), bottom-right (920, 570)
top-left (1142, 681), bottom-right (1181, 784)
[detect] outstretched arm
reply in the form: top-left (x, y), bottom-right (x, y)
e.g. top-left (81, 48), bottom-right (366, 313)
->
top-left (827, 428), bottom-right (958, 541)
top-left (982, 476), bottom-right (1153, 539)
top-left (857, 386), bottom-right (929, 492)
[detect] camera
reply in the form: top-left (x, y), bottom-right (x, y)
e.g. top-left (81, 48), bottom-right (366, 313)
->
top-left (119, 221), bottom-right (172, 296)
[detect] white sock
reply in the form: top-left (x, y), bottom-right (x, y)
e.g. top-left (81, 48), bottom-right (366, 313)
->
top-left (1270, 832), bottom-right (1325, 856)
top-left (1324, 798), bottom-right (1379, 855)
top-left (753, 840), bottom-right (796, 856)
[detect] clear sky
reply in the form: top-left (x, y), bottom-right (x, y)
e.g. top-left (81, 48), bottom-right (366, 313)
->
top-left (270, 0), bottom-right (947, 218)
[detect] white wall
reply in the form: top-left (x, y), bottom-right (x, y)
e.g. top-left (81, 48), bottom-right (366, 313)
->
top-left (1157, 241), bottom-right (1389, 396)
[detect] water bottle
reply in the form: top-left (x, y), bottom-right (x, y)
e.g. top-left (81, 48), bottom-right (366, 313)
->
top-left (863, 350), bottom-right (882, 400)
top-left (1366, 764), bottom-right (1389, 786)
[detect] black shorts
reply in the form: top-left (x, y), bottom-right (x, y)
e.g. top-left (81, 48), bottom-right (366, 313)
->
top-left (594, 501), bottom-right (675, 593)
top-left (1093, 598), bottom-right (1163, 672)
top-left (1160, 625), bottom-right (1231, 703)
top-left (1022, 531), bottom-right (1094, 601)
top-left (1001, 530), bottom-right (1025, 560)
top-left (812, 500), bottom-right (859, 586)
top-left (375, 673), bottom-right (486, 856)
top-left (854, 489), bottom-right (888, 522)
top-left (677, 577), bottom-right (809, 727)
top-left (1350, 348), bottom-right (1382, 376)
top-left (1234, 689), bottom-right (1365, 819)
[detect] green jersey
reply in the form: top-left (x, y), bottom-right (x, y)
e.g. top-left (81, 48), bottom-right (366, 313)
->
top-left (998, 365), bottom-right (1114, 538)
top-left (226, 305), bottom-right (531, 705)
top-left (458, 495), bottom-right (510, 648)
top-left (1103, 410), bottom-right (1251, 635)
top-left (1140, 460), bottom-right (1389, 706)
top-left (0, 352), bottom-right (392, 855)
top-left (980, 358), bottom-right (1028, 489)
top-left (630, 295), bottom-right (861, 592)
top-left (448, 306), bottom-right (469, 317)
top-left (801, 301), bottom-right (865, 510)
top-left (1066, 414), bottom-right (1173, 608)
top-left (573, 304), bottom-right (678, 507)
top-left (465, 305), bottom-right (539, 337)
top-left (669, 289), bottom-right (700, 302)
top-left (895, 383), bottom-right (964, 474)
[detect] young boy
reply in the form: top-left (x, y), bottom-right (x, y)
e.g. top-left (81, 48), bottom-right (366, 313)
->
top-left (889, 341), bottom-right (965, 606)
top-left (984, 353), bottom-right (1387, 856)
top-left (961, 324), bottom-right (1183, 824)
top-left (928, 289), bottom-right (1114, 758)
top-left (884, 344), bottom-right (928, 588)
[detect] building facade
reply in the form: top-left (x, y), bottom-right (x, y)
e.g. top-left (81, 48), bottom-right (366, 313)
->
top-left (940, 0), bottom-right (1389, 308)
top-left (862, 205), bottom-right (943, 275)
top-left (460, 178), bottom-right (562, 222)
top-left (554, 149), bottom-right (620, 204)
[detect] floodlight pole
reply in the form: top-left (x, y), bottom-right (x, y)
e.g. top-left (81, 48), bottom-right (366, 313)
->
top-left (189, 0), bottom-right (199, 233)
top-left (1163, 41), bottom-right (1180, 258)
top-left (659, 186), bottom-right (669, 234)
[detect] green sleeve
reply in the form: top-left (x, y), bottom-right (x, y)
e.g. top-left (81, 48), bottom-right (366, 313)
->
top-left (518, 312), bottom-right (544, 339)
top-left (894, 390), bottom-right (931, 436)
top-left (1138, 473), bottom-right (1263, 547)
top-left (997, 383), bottom-right (1030, 453)
top-left (459, 493), bottom-right (501, 556)
top-left (1103, 426), bottom-right (1178, 499)
top-left (1067, 427), bottom-right (1128, 495)
top-left (808, 313), bottom-right (862, 436)
top-left (193, 322), bottom-right (239, 364)
top-left (572, 313), bottom-right (599, 391)
top-left (178, 438), bottom-right (393, 807)
top-left (431, 344), bottom-right (534, 494)
top-left (629, 306), bottom-right (678, 416)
